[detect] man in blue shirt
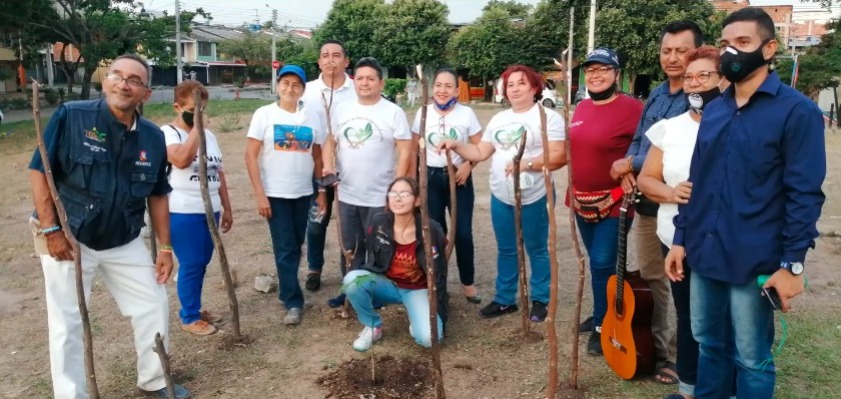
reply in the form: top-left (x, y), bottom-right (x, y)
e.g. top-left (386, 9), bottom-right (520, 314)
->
top-left (666, 8), bottom-right (826, 398)
top-left (29, 54), bottom-right (190, 399)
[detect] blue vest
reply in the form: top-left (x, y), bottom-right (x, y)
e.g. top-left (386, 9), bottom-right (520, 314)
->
top-left (30, 99), bottom-right (171, 251)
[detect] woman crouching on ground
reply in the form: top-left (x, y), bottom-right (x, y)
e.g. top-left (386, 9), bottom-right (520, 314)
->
top-left (343, 177), bottom-right (448, 351)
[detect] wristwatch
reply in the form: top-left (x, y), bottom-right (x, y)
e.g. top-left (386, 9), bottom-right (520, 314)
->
top-left (780, 261), bottom-right (804, 276)
top-left (527, 160), bottom-right (534, 171)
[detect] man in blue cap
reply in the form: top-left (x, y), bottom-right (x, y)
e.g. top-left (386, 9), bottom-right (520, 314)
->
top-left (245, 63), bottom-right (325, 325)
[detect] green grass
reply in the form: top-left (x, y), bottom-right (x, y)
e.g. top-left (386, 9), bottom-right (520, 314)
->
top-left (0, 98), bottom-right (271, 155)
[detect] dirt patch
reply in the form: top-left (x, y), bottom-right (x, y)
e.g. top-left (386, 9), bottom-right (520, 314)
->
top-left (317, 355), bottom-right (435, 399)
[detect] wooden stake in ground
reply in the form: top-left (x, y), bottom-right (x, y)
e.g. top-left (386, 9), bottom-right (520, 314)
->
top-left (539, 105), bottom-right (561, 399)
top-left (152, 333), bottom-right (176, 399)
top-left (31, 81), bottom-right (100, 399)
top-left (511, 129), bottom-right (530, 336)
top-left (444, 152), bottom-right (457, 260)
top-left (416, 64), bottom-right (446, 399)
top-left (321, 89), bottom-right (357, 318)
top-left (194, 90), bottom-right (242, 339)
top-left (561, 6), bottom-right (587, 390)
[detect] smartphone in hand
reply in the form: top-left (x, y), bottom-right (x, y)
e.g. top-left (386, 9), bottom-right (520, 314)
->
top-left (317, 174), bottom-right (340, 188)
top-left (762, 287), bottom-right (782, 311)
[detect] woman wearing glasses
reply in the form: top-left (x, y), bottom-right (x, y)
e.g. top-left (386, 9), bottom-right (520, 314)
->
top-left (567, 48), bottom-right (643, 355)
top-left (161, 80), bottom-right (233, 336)
top-left (439, 65), bottom-right (566, 323)
top-left (638, 45), bottom-right (724, 399)
top-left (412, 67), bottom-right (482, 304)
top-left (342, 177), bottom-right (448, 351)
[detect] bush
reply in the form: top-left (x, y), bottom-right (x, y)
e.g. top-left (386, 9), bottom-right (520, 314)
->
top-left (57, 88), bottom-right (66, 103)
top-left (383, 78), bottom-right (407, 101)
top-left (233, 76), bottom-right (246, 89)
top-left (43, 88), bottom-right (60, 106)
top-left (93, 82), bottom-right (102, 93)
top-left (0, 97), bottom-right (29, 110)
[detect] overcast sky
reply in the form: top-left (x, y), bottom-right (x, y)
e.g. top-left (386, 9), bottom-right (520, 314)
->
top-left (150, 0), bottom-right (838, 28)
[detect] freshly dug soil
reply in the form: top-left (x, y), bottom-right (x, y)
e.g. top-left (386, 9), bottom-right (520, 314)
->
top-left (317, 354), bottom-right (435, 399)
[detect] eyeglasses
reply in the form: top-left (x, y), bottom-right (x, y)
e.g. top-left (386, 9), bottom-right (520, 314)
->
top-left (387, 190), bottom-right (414, 200)
top-left (583, 66), bottom-right (615, 76)
top-left (682, 71), bottom-right (720, 84)
top-left (105, 72), bottom-right (147, 89)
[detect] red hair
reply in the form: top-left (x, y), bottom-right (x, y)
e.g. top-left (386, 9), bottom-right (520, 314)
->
top-left (685, 45), bottom-right (721, 68)
top-left (500, 65), bottom-right (544, 102)
top-left (174, 80), bottom-right (209, 106)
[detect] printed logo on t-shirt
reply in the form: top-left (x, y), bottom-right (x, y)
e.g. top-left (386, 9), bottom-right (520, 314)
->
top-left (425, 126), bottom-right (460, 147)
top-left (493, 125), bottom-right (527, 150)
top-left (188, 155), bottom-right (222, 182)
top-left (273, 124), bottom-right (314, 152)
top-left (338, 118), bottom-right (384, 149)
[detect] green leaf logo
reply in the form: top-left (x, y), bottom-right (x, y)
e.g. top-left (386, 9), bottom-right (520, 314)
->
top-left (495, 125), bottom-right (526, 150)
top-left (343, 122), bottom-right (374, 149)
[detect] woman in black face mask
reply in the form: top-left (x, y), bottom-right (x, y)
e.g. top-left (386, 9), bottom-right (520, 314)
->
top-left (567, 47), bottom-right (644, 356)
top-left (637, 45), bottom-right (725, 399)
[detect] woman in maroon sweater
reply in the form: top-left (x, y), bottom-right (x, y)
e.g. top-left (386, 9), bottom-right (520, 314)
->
top-left (567, 48), bottom-right (643, 356)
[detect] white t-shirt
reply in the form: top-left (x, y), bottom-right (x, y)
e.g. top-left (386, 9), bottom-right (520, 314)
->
top-left (161, 125), bottom-right (223, 214)
top-left (482, 104), bottom-right (566, 206)
top-left (302, 73), bottom-right (357, 135)
top-left (645, 111), bottom-right (699, 248)
top-left (332, 98), bottom-right (412, 207)
top-left (246, 103), bottom-right (324, 199)
top-left (412, 103), bottom-right (482, 168)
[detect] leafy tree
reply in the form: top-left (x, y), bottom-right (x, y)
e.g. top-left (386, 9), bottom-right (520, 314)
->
top-left (218, 31), bottom-right (273, 67)
top-left (313, 0), bottom-right (386, 61)
top-left (483, 0), bottom-right (533, 18)
top-left (777, 19), bottom-right (841, 100)
top-left (373, 0), bottom-right (450, 71)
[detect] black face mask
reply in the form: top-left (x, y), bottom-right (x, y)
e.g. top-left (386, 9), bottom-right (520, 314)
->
top-left (720, 40), bottom-right (770, 83)
top-left (181, 110), bottom-right (194, 127)
top-left (686, 87), bottom-right (721, 115)
top-left (588, 84), bottom-right (616, 101)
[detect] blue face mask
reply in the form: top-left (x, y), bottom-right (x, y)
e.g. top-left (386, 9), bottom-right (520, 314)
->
top-left (434, 97), bottom-right (458, 111)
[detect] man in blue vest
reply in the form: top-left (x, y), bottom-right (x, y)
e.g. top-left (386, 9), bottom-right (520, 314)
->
top-left (29, 54), bottom-right (190, 399)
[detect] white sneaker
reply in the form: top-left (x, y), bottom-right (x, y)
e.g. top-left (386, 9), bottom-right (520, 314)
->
top-left (283, 308), bottom-right (302, 325)
top-left (352, 326), bottom-right (383, 352)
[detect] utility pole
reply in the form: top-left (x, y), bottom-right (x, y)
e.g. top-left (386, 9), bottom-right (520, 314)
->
top-left (268, 5), bottom-right (277, 95)
top-left (176, 0), bottom-right (183, 84)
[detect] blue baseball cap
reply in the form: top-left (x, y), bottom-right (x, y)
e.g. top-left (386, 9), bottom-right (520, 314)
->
top-left (277, 64), bottom-right (306, 85)
top-left (582, 48), bottom-right (621, 69)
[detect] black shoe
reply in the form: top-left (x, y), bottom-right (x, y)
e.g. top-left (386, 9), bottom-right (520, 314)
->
top-left (479, 301), bottom-right (518, 318)
top-left (327, 293), bottom-right (346, 308)
top-left (587, 331), bottom-right (603, 356)
top-left (304, 273), bottom-right (321, 292)
top-left (529, 301), bottom-right (548, 322)
top-left (579, 316), bottom-right (594, 333)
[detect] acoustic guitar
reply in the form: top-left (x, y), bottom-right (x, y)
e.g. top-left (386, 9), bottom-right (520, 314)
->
top-left (601, 191), bottom-right (656, 380)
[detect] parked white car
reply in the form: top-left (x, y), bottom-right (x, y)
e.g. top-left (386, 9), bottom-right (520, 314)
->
top-left (494, 78), bottom-right (562, 108)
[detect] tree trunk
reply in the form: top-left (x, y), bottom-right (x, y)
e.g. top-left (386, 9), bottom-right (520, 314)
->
top-left (31, 82), bottom-right (100, 398)
top-left (416, 64), bottom-right (446, 399)
top-left (512, 128), bottom-right (530, 336)
top-left (194, 90), bottom-right (242, 339)
top-left (539, 105), bottom-right (560, 399)
top-left (80, 66), bottom-right (95, 100)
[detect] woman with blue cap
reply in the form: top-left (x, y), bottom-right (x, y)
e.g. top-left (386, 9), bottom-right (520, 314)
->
top-left (245, 64), bottom-right (326, 325)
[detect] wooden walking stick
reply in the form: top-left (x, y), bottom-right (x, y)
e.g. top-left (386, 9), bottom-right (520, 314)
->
top-left (444, 152), bottom-right (457, 260)
top-left (321, 87), bottom-right (357, 319)
top-left (512, 128), bottom-right (530, 336)
top-left (538, 104), bottom-right (562, 398)
top-left (416, 64), bottom-right (446, 399)
top-left (194, 90), bottom-right (242, 339)
top-left (560, 5), bottom-right (587, 390)
top-left (152, 333), bottom-right (176, 399)
top-left (31, 81), bottom-right (100, 398)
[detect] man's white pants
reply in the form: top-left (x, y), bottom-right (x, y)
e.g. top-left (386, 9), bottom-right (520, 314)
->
top-left (40, 237), bottom-right (169, 399)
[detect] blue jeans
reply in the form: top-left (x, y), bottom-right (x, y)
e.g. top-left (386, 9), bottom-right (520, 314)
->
top-left (691, 272), bottom-right (775, 399)
top-left (343, 270), bottom-right (443, 348)
top-left (576, 215), bottom-right (621, 329)
top-left (426, 167), bottom-right (475, 285)
top-left (490, 194), bottom-right (550, 305)
top-left (171, 212), bottom-right (219, 324)
top-left (661, 244), bottom-right (698, 396)
top-left (267, 196), bottom-right (310, 310)
top-left (306, 184), bottom-right (343, 274)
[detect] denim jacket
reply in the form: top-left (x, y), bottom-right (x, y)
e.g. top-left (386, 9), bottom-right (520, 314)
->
top-left (29, 100), bottom-right (171, 251)
top-left (360, 212), bottom-right (450, 326)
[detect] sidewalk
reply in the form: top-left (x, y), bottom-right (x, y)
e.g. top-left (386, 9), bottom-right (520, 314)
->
top-left (2, 107), bottom-right (57, 123)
